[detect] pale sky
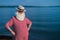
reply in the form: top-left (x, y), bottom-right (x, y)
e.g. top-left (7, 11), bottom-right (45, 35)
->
top-left (0, 0), bottom-right (60, 6)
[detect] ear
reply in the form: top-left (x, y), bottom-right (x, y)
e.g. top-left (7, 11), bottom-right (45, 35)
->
top-left (24, 10), bottom-right (26, 12)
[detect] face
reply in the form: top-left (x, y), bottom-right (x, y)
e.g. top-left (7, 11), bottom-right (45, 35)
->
top-left (17, 8), bottom-right (24, 14)
top-left (17, 11), bottom-right (23, 14)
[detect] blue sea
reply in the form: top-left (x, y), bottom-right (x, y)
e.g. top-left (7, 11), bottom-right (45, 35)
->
top-left (0, 6), bottom-right (60, 40)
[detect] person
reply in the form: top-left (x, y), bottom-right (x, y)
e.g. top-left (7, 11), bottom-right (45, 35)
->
top-left (5, 5), bottom-right (32, 40)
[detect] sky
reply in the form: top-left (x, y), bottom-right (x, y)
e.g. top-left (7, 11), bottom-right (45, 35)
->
top-left (0, 0), bottom-right (60, 6)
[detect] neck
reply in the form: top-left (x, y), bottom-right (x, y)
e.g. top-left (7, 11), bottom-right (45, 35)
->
top-left (16, 12), bottom-right (25, 21)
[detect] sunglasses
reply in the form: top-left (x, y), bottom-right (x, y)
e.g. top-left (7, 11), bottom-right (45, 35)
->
top-left (17, 10), bottom-right (24, 13)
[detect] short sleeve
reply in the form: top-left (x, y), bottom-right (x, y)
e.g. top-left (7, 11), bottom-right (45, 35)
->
top-left (5, 17), bottom-right (13, 28)
top-left (26, 18), bottom-right (32, 24)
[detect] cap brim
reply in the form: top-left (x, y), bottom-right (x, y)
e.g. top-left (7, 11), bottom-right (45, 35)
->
top-left (16, 8), bottom-right (26, 12)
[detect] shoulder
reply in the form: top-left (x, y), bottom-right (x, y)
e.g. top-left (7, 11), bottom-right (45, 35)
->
top-left (10, 16), bottom-right (15, 20)
top-left (11, 16), bottom-right (16, 19)
top-left (25, 17), bottom-right (31, 21)
top-left (25, 17), bottom-right (30, 19)
top-left (25, 17), bottom-right (29, 20)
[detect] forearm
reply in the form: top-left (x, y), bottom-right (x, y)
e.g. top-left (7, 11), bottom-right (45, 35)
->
top-left (6, 26), bottom-right (13, 33)
top-left (28, 23), bottom-right (32, 31)
top-left (5, 26), bottom-right (15, 35)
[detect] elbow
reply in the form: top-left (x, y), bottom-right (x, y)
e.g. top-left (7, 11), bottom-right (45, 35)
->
top-left (31, 22), bottom-right (32, 25)
top-left (5, 23), bottom-right (9, 29)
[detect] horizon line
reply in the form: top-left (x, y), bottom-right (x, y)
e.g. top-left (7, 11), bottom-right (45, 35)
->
top-left (0, 5), bottom-right (60, 8)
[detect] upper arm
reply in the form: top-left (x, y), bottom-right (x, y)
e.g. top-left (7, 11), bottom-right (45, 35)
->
top-left (5, 17), bottom-right (13, 27)
top-left (26, 18), bottom-right (32, 24)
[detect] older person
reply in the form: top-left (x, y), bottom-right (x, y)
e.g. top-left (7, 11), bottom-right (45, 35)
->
top-left (5, 5), bottom-right (32, 40)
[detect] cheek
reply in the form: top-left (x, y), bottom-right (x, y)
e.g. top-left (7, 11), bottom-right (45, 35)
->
top-left (19, 12), bottom-right (23, 14)
top-left (16, 12), bottom-right (18, 14)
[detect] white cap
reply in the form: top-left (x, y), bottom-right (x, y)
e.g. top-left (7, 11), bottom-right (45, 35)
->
top-left (16, 5), bottom-right (26, 12)
top-left (18, 5), bottom-right (25, 9)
